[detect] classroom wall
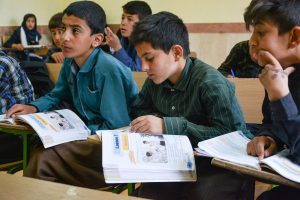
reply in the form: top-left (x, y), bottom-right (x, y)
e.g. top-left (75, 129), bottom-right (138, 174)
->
top-left (0, 0), bottom-right (252, 67)
top-left (0, 0), bottom-right (251, 25)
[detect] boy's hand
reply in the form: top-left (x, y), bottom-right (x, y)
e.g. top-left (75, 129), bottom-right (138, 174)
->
top-left (105, 27), bottom-right (122, 52)
top-left (258, 50), bottom-right (295, 101)
top-left (51, 52), bottom-right (64, 63)
top-left (6, 104), bottom-right (37, 118)
top-left (247, 136), bottom-right (278, 160)
top-left (130, 115), bottom-right (165, 134)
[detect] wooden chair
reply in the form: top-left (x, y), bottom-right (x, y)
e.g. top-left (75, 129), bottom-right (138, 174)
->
top-left (228, 78), bottom-right (264, 123)
top-left (132, 72), bottom-right (147, 90)
top-left (189, 51), bottom-right (197, 58)
top-left (46, 63), bottom-right (63, 83)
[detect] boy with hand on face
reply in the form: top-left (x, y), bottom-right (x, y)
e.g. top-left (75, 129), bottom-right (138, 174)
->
top-left (6, 1), bottom-right (138, 188)
top-left (129, 11), bottom-right (254, 200)
top-left (244, 0), bottom-right (300, 199)
top-left (105, 1), bottom-right (152, 71)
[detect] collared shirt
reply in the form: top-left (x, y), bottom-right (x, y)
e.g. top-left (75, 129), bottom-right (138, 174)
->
top-left (113, 32), bottom-right (142, 72)
top-left (0, 50), bottom-right (34, 114)
top-left (131, 57), bottom-right (251, 147)
top-left (218, 40), bottom-right (261, 78)
top-left (259, 65), bottom-right (300, 164)
top-left (31, 48), bottom-right (139, 133)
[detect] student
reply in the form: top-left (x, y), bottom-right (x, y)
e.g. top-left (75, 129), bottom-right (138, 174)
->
top-left (105, 0), bottom-right (152, 71)
top-left (218, 40), bottom-right (262, 78)
top-left (6, 1), bottom-right (138, 188)
top-left (3, 13), bottom-right (42, 61)
top-left (0, 49), bottom-right (34, 164)
top-left (130, 11), bottom-right (254, 200)
top-left (46, 12), bottom-right (64, 63)
top-left (244, 0), bottom-right (300, 199)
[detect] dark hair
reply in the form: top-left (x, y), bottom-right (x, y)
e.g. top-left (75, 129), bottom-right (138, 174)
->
top-left (244, 0), bottom-right (300, 34)
top-left (48, 12), bottom-right (63, 30)
top-left (22, 13), bottom-right (37, 31)
top-left (130, 11), bottom-right (190, 57)
top-left (122, 1), bottom-right (152, 20)
top-left (63, 1), bottom-right (106, 34)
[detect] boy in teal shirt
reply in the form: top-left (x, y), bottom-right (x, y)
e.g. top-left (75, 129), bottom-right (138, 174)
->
top-left (7, 1), bottom-right (138, 188)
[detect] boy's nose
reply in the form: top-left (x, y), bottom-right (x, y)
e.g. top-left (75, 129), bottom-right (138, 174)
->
top-left (249, 34), bottom-right (257, 46)
top-left (62, 31), bottom-right (70, 41)
top-left (141, 62), bottom-right (149, 72)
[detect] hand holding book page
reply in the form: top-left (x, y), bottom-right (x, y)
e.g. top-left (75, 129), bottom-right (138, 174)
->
top-left (196, 131), bottom-right (300, 183)
top-left (0, 109), bottom-right (90, 148)
top-left (98, 130), bottom-right (196, 183)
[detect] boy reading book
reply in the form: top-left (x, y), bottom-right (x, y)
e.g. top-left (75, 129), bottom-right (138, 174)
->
top-left (244, 0), bottom-right (300, 199)
top-left (129, 11), bottom-right (254, 200)
top-left (6, 1), bottom-right (138, 188)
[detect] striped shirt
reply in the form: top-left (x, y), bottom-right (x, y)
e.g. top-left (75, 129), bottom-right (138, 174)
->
top-left (0, 50), bottom-right (34, 114)
top-left (131, 57), bottom-right (251, 146)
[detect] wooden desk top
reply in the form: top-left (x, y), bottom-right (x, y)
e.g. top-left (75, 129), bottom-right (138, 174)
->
top-left (212, 158), bottom-right (300, 189)
top-left (0, 122), bottom-right (34, 135)
top-left (0, 173), bottom-right (143, 200)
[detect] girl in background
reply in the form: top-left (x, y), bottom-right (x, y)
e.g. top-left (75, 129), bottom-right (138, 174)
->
top-left (4, 13), bottom-right (42, 61)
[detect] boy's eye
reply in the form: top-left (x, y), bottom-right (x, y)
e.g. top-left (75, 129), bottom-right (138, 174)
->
top-left (61, 27), bottom-right (66, 33)
top-left (72, 28), bottom-right (80, 34)
top-left (145, 56), bottom-right (154, 62)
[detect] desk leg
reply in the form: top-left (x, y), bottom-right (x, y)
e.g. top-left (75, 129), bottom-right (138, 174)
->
top-left (22, 134), bottom-right (30, 171)
top-left (127, 183), bottom-right (134, 195)
top-left (7, 134), bottom-right (30, 174)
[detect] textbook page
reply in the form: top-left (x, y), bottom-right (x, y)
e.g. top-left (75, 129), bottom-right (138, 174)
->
top-left (100, 130), bottom-right (196, 183)
top-left (17, 109), bottom-right (90, 148)
top-left (0, 114), bottom-right (14, 124)
top-left (261, 149), bottom-right (300, 183)
top-left (197, 131), bottom-right (260, 169)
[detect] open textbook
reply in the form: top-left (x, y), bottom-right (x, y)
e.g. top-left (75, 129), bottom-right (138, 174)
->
top-left (196, 131), bottom-right (300, 183)
top-left (0, 109), bottom-right (90, 148)
top-left (98, 130), bottom-right (197, 183)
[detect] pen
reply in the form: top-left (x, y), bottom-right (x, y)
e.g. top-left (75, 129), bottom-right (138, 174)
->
top-left (230, 69), bottom-right (235, 78)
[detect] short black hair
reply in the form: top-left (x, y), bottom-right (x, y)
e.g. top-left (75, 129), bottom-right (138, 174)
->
top-left (63, 1), bottom-right (106, 35)
top-left (122, 1), bottom-right (152, 20)
top-left (130, 11), bottom-right (190, 58)
top-left (244, 0), bottom-right (300, 34)
top-left (48, 12), bottom-right (63, 30)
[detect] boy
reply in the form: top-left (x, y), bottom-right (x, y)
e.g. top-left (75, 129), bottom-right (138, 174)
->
top-left (105, 1), bottom-right (152, 71)
top-left (0, 49), bottom-right (34, 164)
top-left (244, 0), bottom-right (300, 199)
top-left (7, 1), bottom-right (138, 188)
top-left (218, 40), bottom-right (261, 78)
top-left (46, 12), bottom-right (64, 63)
top-left (130, 12), bottom-right (254, 200)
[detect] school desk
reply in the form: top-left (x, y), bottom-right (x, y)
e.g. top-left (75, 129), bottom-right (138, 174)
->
top-left (0, 123), bottom-right (35, 172)
top-left (211, 158), bottom-right (300, 189)
top-left (0, 173), bottom-right (144, 200)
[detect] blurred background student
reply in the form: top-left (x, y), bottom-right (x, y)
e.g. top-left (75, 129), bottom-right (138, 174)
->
top-left (218, 40), bottom-right (261, 78)
top-left (46, 12), bottom-right (64, 63)
top-left (3, 13), bottom-right (42, 61)
top-left (105, 1), bottom-right (152, 71)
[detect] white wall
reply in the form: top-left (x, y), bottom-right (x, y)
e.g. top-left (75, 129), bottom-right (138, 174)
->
top-left (0, 0), bottom-right (251, 26)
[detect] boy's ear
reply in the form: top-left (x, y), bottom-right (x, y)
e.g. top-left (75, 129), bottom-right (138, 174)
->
top-left (289, 26), bottom-right (300, 48)
top-left (92, 33), bottom-right (104, 48)
top-left (171, 45), bottom-right (183, 61)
